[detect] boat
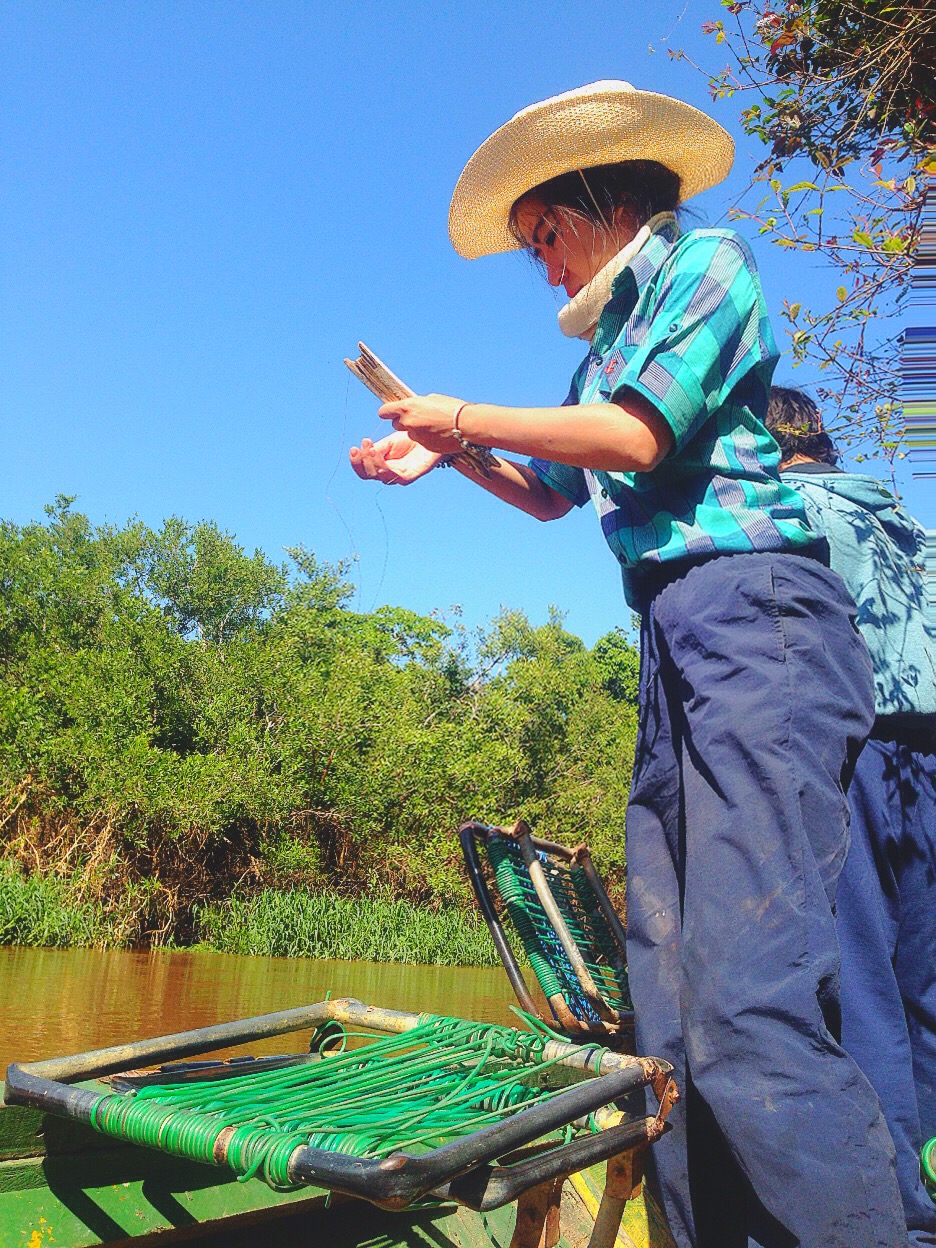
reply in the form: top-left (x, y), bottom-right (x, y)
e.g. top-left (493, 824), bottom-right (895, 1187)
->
top-left (1, 997), bottom-right (678, 1248)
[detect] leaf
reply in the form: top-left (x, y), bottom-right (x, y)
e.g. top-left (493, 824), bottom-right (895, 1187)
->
top-left (837, 286), bottom-right (848, 302)
top-left (786, 181), bottom-right (819, 193)
top-left (852, 230), bottom-right (874, 247)
top-left (788, 302), bottom-right (802, 319)
top-left (769, 32), bottom-right (797, 53)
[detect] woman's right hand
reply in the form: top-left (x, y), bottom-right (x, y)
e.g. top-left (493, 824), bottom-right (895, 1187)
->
top-left (349, 431), bottom-right (443, 485)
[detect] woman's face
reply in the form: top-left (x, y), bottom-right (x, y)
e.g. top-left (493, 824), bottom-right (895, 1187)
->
top-left (514, 197), bottom-right (638, 298)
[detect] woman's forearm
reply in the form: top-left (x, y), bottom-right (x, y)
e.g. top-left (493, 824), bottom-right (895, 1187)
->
top-left (458, 396), bottom-right (672, 473)
top-left (452, 455), bottom-right (573, 521)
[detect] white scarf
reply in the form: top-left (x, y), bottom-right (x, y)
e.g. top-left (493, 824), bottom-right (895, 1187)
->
top-left (557, 212), bottom-right (677, 342)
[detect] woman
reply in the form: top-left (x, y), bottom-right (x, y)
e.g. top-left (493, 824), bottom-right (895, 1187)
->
top-left (350, 82), bottom-right (904, 1248)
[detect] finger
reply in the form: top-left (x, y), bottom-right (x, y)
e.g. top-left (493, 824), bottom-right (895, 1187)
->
top-left (378, 401), bottom-right (404, 420)
top-left (358, 446), bottom-right (387, 481)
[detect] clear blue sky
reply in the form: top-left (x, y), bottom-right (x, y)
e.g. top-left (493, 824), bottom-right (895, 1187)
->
top-left (1, 1), bottom-right (930, 645)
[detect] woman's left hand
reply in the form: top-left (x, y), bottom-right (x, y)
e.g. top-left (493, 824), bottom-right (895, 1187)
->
top-left (378, 394), bottom-right (466, 454)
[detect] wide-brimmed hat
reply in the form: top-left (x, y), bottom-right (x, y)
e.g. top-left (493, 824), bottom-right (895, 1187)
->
top-left (448, 81), bottom-right (734, 259)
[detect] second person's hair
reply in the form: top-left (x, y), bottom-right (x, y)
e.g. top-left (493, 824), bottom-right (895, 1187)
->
top-left (766, 386), bottom-right (840, 465)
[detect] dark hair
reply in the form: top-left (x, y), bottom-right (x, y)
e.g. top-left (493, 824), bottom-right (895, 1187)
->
top-left (507, 160), bottom-right (681, 249)
top-left (765, 386), bottom-right (840, 465)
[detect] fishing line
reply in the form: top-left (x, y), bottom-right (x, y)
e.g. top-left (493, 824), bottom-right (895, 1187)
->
top-left (320, 370), bottom-right (365, 603)
top-left (322, 369), bottom-right (393, 612)
top-left (368, 489), bottom-right (391, 612)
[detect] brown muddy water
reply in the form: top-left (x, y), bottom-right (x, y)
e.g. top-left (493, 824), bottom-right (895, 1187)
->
top-left (0, 945), bottom-right (524, 1078)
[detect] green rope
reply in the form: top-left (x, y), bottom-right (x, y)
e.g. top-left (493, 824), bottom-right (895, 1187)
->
top-left (487, 836), bottom-right (631, 1019)
top-left (923, 1137), bottom-right (936, 1201)
top-left (89, 1013), bottom-right (606, 1191)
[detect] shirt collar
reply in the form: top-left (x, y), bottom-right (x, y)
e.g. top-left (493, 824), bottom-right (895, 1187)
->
top-left (610, 214), bottom-right (680, 301)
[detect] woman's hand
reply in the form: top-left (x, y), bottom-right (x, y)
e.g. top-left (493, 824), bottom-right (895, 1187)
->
top-left (349, 431), bottom-right (442, 485)
top-left (378, 393), bottom-right (465, 454)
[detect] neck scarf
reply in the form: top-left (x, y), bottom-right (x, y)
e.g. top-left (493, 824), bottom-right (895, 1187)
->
top-left (557, 212), bottom-right (677, 342)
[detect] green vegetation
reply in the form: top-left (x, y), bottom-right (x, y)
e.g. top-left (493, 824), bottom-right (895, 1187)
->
top-left (0, 862), bottom-right (501, 964)
top-left (195, 889), bottom-right (502, 966)
top-left (0, 861), bottom-right (123, 948)
top-left (684, 0), bottom-right (933, 462)
top-left (0, 498), bottom-right (639, 961)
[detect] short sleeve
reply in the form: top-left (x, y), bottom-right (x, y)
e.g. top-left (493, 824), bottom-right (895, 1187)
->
top-left (527, 377), bottom-right (590, 507)
top-left (528, 457), bottom-right (590, 506)
top-left (613, 233), bottom-right (774, 452)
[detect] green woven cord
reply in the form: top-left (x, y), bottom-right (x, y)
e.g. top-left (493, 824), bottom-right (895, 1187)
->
top-left (487, 836), bottom-right (631, 1017)
top-left (924, 1137), bottom-right (936, 1201)
top-left (88, 1013), bottom-right (601, 1191)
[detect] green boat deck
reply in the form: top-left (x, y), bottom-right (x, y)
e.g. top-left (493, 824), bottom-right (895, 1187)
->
top-left (0, 1091), bottom-right (674, 1248)
top-left (0, 1091), bottom-right (592, 1248)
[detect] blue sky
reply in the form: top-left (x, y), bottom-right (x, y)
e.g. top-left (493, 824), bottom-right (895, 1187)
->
top-left (1, 1), bottom-right (930, 646)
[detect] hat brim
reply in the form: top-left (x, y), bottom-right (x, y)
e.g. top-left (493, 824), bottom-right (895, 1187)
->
top-left (448, 85), bottom-right (734, 259)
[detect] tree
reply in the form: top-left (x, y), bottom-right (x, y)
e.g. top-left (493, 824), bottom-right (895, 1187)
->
top-left (678, 0), bottom-right (934, 473)
top-left (0, 502), bottom-right (642, 942)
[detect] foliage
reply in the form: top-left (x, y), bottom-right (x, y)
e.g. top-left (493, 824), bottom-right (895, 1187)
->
top-left (194, 888), bottom-right (503, 966)
top-left (677, 0), bottom-right (934, 469)
top-left (0, 861), bottom-right (502, 964)
top-left (0, 860), bottom-right (128, 948)
top-left (0, 500), bottom-right (638, 953)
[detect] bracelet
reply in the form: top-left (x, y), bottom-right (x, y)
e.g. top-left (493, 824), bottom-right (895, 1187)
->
top-left (448, 401), bottom-right (499, 478)
top-left (451, 402), bottom-right (472, 450)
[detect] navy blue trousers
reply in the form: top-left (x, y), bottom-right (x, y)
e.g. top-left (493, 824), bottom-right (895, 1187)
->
top-left (838, 734), bottom-right (936, 1246)
top-left (626, 551), bottom-right (905, 1248)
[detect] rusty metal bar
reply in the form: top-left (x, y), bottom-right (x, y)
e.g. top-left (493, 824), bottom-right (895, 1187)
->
top-left (459, 821), bottom-right (540, 1017)
top-left (571, 845), bottom-right (630, 972)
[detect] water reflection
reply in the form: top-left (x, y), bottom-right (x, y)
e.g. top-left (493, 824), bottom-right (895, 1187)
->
top-left (0, 946), bottom-right (524, 1075)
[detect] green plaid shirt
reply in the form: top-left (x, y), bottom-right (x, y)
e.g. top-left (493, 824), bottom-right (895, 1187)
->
top-left (530, 219), bottom-right (815, 604)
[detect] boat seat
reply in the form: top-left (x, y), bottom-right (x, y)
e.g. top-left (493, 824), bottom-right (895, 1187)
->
top-left (4, 997), bottom-right (675, 1248)
top-left (459, 820), bottom-right (634, 1043)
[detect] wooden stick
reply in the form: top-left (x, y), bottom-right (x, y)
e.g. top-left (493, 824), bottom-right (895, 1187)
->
top-left (344, 342), bottom-right (498, 479)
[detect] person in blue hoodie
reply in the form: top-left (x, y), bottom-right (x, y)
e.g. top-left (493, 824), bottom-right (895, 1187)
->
top-left (767, 385), bottom-right (936, 1246)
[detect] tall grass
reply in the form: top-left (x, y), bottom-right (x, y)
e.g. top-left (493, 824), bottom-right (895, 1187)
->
top-left (0, 861), bottom-right (129, 948)
top-left (195, 888), bottom-right (501, 966)
top-left (0, 863), bottom-right (502, 966)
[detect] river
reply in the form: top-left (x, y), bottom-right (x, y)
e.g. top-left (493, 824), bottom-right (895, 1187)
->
top-left (0, 944), bottom-right (526, 1077)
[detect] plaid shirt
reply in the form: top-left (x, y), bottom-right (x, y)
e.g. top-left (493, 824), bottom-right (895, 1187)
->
top-left (529, 218), bottom-right (815, 605)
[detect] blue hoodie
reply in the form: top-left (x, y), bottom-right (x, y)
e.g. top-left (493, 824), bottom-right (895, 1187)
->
top-left (782, 466), bottom-right (936, 720)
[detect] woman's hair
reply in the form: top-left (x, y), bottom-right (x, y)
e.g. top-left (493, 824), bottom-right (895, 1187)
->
top-left (507, 160), bottom-right (681, 249)
top-left (765, 386), bottom-right (841, 465)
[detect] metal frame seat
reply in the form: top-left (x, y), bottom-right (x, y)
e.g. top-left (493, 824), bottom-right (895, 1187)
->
top-left (4, 997), bottom-right (675, 1248)
top-left (460, 820), bottom-right (634, 1042)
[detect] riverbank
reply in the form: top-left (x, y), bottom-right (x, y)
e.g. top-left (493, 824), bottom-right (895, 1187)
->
top-left (0, 862), bottom-right (501, 966)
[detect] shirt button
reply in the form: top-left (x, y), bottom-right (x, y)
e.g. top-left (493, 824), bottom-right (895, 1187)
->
top-left (601, 488), bottom-right (609, 499)
top-left (669, 322), bottom-right (680, 333)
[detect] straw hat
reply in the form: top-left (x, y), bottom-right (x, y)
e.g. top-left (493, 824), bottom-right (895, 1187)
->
top-left (448, 81), bottom-right (734, 259)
